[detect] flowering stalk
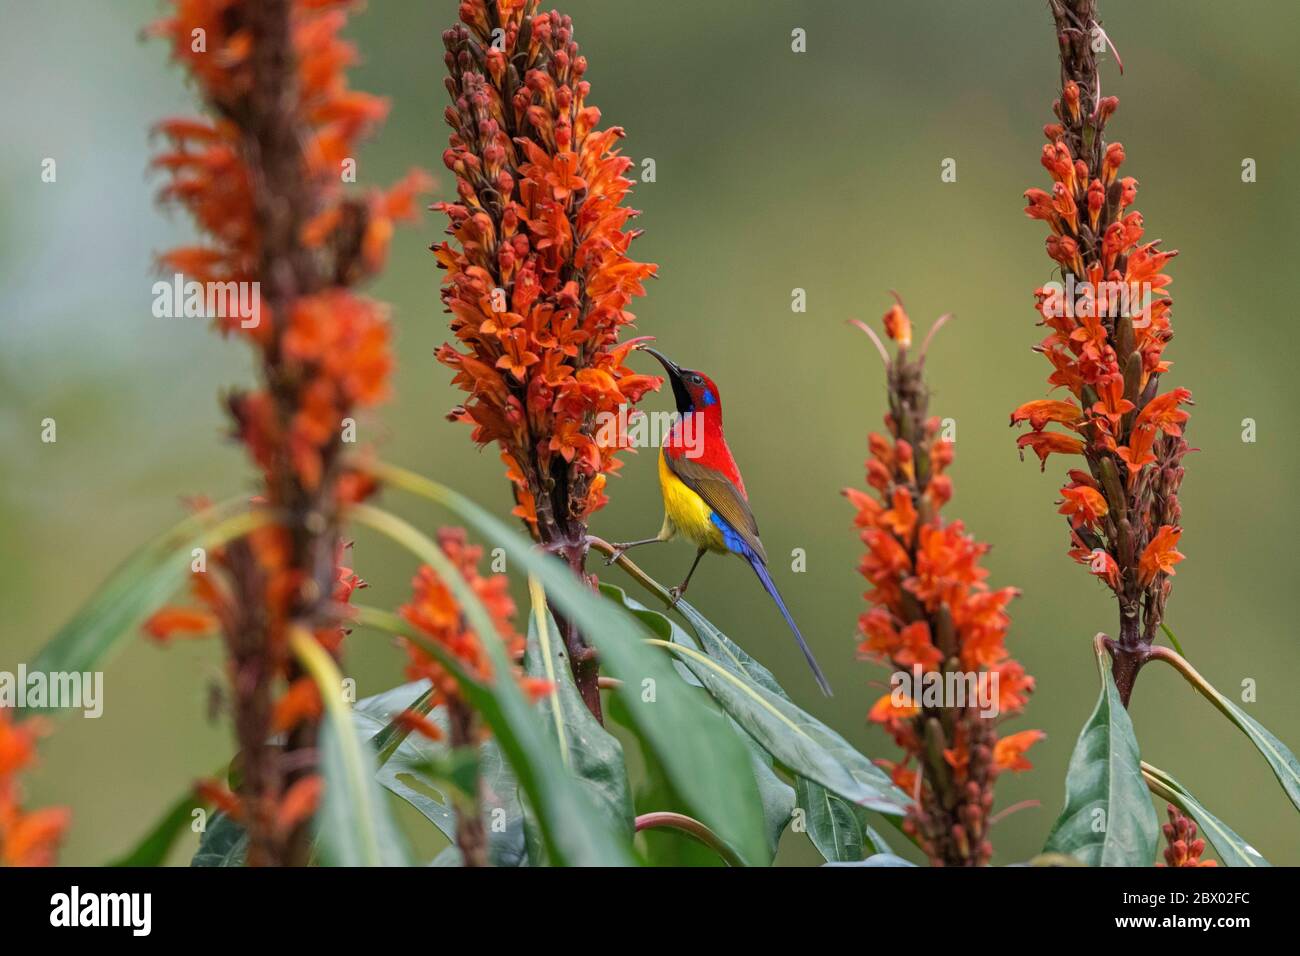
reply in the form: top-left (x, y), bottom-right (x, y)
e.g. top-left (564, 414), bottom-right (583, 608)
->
top-left (1013, 0), bottom-right (1190, 704)
top-left (434, 0), bottom-right (658, 719)
top-left (146, 0), bottom-right (428, 865)
top-left (0, 714), bottom-right (69, 867)
top-left (848, 302), bottom-right (1040, 866)
top-left (1157, 804), bottom-right (1215, 867)
top-left (397, 528), bottom-right (547, 867)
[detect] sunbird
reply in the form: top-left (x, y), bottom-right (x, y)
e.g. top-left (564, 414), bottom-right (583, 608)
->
top-left (608, 347), bottom-right (832, 695)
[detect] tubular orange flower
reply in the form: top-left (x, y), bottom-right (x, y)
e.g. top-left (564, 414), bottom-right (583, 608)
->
top-left (1014, 1), bottom-right (1192, 703)
top-left (433, 0), bottom-right (657, 718)
top-left (848, 301), bottom-right (1039, 867)
top-left (0, 714), bottom-right (70, 867)
top-left (145, 0), bottom-right (429, 865)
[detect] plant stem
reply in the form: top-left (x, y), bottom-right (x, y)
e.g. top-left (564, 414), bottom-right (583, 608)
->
top-left (448, 698), bottom-right (488, 868)
top-left (586, 535), bottom-right (676, 606)
top-left (634, 812), bottom-right (745, 867)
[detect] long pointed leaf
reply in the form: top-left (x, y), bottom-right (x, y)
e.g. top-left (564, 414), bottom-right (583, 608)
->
top-left (25, 502), bottom-right (267, 713)
top-left (108, 787), bottom-right (205, 867)
top-left (1043, 640), bottom-right (1157, 866)
top-left (523, 580), bottom-right (634, 859)
top-left (603, 584), bottom-right (908, 817)
top-left (1152, 648), bottom-right (1300, 816)
top-left (292, 630), bottom-right (410, 867)
top-left (1141, 762), bottom-right (1270, 867)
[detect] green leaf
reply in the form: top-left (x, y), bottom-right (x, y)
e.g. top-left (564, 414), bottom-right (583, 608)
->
top-left (606, 693), bottom-right (723, 866)
top-left (523, 581), bottom-right (634, 862)
top-left (824, 853), bottom-right (917, 867)
top-left (355, 697), bottom-right (527, 866)
top-left (602, 584), bottom-right (909, 818)
top-left (355, 706), bottom-right (457, 843)
top-left (362, 469), bottom-right (769, 866)
top-left (352, 607), bottom-right (631, 868)
top-left (293, 631), bottom-right (410, 867)
top-left (191, 812), bottom-right (247, 867)
top-left (1141, 763), bottom-right (1270, 867)
top-left (24, 502), bottom-right (268, 713)
top-left (745, 737), bottom-right (797, 859)
top-left (108, 788), bottom-right (204, 867)
top-left (1182, 674), bottom-right (1300, 816)
top-left (796, 778), bottom-right (872, 863)
top-left (623, 593), bottom-right (794, 856)
top-left (1044, 642), bottom-right (1157, 866)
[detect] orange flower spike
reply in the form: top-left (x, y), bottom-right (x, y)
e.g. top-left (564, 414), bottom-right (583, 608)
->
top-left (1018, 6), bottom-right (1190, 673)
top-left (436, 5), bottom-right (655, 540)
top-left (1159, 805), bottom-right (1216, 867)
top-left (851, 302), bottom-right (1035, 867)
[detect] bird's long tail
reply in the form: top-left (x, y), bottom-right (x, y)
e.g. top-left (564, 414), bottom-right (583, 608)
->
top-left (745, 555), bottom-right (832, 696)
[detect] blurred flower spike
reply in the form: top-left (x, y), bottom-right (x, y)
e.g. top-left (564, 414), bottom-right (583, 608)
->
top-left (399, 527), bottom-right (550, 715)
top-left (143, 0), bottom-right (429, 865)
top-left (0, 714), bottom-right (70, 867)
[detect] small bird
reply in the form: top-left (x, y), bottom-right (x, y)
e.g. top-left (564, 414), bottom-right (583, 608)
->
top-left (608, 347), bottom-right (832, 695)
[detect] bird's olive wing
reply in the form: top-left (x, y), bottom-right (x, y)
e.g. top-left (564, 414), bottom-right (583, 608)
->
top-left (666, 455), bottom-right (767, 564)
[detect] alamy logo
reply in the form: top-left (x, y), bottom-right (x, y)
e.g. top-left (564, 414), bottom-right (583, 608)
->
top-left (152, 273), bottom-right (261, 329)
top-left (594, 407), bottom-right (705, 458)
top-left (890, 664), bottom-right (1000, 718)
top-left (0, 667), bottom-right (103, 718)
top-left (1040, 275), bottom-right (1153, 329)
top-left (50, 887), bottom-right (151, 936)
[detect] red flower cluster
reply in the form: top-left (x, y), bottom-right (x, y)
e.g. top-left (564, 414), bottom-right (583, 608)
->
top-left (1013, 16), bottom-right (1190, 668)
top-left (145, 0), bottom-right (427, 865)
top-left (434, 0), bottom-right (658, 539)
top-left (398, 528), bottom-right (548, 728)
top-left (0, 714), bottom-right (69, 867)
top-left (849, 302), bottom-right (1040, 867)
top-left (1158, 804), bottom-right (1216, 867)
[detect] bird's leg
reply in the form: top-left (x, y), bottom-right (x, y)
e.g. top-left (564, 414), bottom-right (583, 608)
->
top-left (605, 527), bottom-right (669, 566)
top-left (667, 548), bottom-right (707, 608)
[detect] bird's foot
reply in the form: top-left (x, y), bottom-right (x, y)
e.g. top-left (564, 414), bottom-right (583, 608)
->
top-left (667, 585), bottom-right (686, 609)
top-left (603, 545), bottom-right (627, 566)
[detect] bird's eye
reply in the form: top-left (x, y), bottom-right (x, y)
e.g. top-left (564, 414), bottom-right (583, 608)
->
top-left (690, 374), bottom-right (703, 385)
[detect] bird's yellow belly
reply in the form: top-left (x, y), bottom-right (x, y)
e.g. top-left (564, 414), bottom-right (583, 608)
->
top-left (659, 452), bottom-right (728, 552)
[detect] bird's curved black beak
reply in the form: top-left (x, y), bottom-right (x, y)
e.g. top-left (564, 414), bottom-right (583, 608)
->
top-left (640, 346), bottom-right (692, 414)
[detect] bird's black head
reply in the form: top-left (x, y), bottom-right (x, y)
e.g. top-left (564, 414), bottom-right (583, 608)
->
top-left (641, 347), bottom-right (720, 416)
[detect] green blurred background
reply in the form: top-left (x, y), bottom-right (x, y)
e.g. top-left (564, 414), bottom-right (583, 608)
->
top-left (2, 0), bottom-right (1297, 865)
